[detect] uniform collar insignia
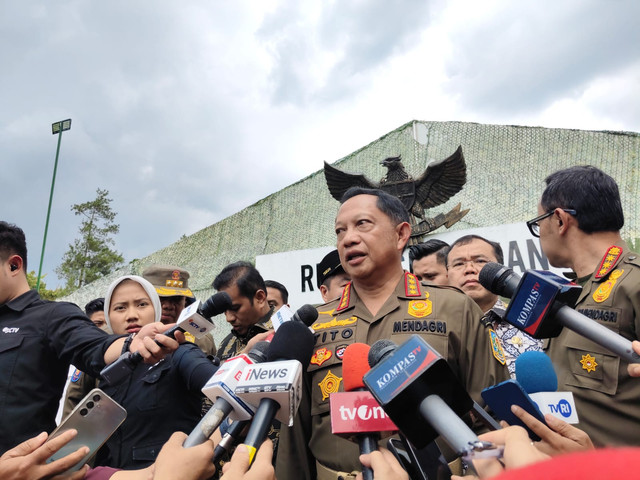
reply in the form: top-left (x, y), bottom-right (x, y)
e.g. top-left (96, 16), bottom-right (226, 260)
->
top-left (404, 272), bottom-right (422, 297)
top-left (336, 282), bottom-right (352, 312)
top-left (594, 245), bottom-right (623, 279)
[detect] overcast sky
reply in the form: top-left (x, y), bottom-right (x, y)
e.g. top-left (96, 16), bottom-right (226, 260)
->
top-left (2, 0), bottom-right (639, 288)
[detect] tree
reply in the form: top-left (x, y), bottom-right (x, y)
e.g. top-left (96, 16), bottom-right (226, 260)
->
top-left (56, 188), bottom-right (124, 290)
top-left (27, 271), bottom-right (69, 300)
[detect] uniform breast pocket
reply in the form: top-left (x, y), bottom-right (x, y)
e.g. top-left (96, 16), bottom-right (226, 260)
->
top-left (138, 361), bottom-right (171, 411)
top-left (564, 335), bottom-right (619, 395)
top-left (308, 343), bottom-right (345, 417)
top-left (0, 335), bottom-right (24, 391)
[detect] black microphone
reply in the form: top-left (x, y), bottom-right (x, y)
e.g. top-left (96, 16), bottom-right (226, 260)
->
top-left (212, 419), bottom-right (250, 463)
top-left (182, 341), bottom-right (270, 448)
top-left (478, 262), bottom-right (640, 362)
top-left (100, 292), bottom-right (232, 384)
top-left (235, 321), bottom-right (315, 465)
top-left (363, 336), bottom-right (501, 461)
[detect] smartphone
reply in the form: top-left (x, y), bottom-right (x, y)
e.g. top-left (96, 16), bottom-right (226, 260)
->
top-left (46, 388), bottom-right (127, 472)
top-left (481, 380), bottom-right (546, 441)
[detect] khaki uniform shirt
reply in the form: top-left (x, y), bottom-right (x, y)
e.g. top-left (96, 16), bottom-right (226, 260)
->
top-left (546, 243), bottom-right (640, 447)
top-left (276, 273), bottom-right (509, 480)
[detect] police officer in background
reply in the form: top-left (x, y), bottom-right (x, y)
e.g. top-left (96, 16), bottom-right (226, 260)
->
top-left (525, 165), bottom-right (640, 447)
top-left (276, 187), bottom-right (508, 480)
top-left (317, 249), bottom-right (351, 303)
top-left (142, 265), bottom-right (217, 357)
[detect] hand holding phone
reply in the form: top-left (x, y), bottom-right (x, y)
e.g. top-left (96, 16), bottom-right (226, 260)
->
top-left (0, 430), bottom-right (88, 480)
top-left (46, 388), bottom-right (126, 473)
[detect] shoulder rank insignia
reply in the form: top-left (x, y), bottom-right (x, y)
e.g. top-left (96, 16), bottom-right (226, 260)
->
top-left (336, 282), bottom-right (352, 312)
top-left (595, 246), bottom-right (623, 279)
top-left (580, 353), bottom-right (598, 373)
top-left (489, 329), bottom-right (506, 365)
top-left (408, 297), bottom-right (432, 318)
top-left (318, 370), bottom-right (342, 401)
top-left (70, 368), bottom-right (82, 383)
top-left (593, 269), bottom-right (623, 303)
top-left (404, 272), bottom-right (422, 297)
top-left (311, 347), bottom-right (333, 366)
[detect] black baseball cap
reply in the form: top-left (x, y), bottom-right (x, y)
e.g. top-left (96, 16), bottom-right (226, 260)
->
top-left (317, 249), bottom-right (345, 288)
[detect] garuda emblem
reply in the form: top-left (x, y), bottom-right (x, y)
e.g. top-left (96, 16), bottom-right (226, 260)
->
top-left (324, 146), bottom-right (469, 239)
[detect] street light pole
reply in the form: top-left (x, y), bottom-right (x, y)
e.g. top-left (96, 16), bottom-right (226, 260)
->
top-left (36, 119), bottom-right (72, 292)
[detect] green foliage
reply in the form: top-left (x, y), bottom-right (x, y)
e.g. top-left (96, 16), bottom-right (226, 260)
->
top-left (56, 188), bottom-right (124, 291)
top-left (626, 237), bottom-right (640, 253)
top-left (27, 271), bottom-right (69, 300)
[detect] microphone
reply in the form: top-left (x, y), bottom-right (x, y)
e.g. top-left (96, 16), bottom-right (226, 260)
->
top-left (270, 303), bottom-right (318, 331)
top-left (363, 336), bottom-right (501, 460)
top-left (516, 351), bottom-right (579, 424)
top-left (235, 321), bottom-right (315, 464)
top-left (212, 419), bottom-right (251, 463)
top-left (182, 341), bottom-right (270, 448)
top-left (478, 263), bottom-right (640, 363)
top-left (100, 292), bottom-right (232, 383)
top-left (330, 343), bottom-right (397, 480)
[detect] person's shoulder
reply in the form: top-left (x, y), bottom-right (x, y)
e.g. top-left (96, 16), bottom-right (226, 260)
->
top-left (419, 281), bottom-right (467, 298)
top-left (315, 298), bottom-right (341, 319)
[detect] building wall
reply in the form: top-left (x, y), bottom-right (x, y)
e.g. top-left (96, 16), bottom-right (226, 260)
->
top-left (62, 120), bottom-right (640, 344)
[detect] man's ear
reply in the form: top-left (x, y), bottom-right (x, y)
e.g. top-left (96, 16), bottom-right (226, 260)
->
top-left (8, 255), bottom-right (22, 273)
top-left (396, 222), bottom-right (412, 251)
top-left (555, 209), bottom-right (573, 235)
top-left (254, 289), bottom-right (267, 305)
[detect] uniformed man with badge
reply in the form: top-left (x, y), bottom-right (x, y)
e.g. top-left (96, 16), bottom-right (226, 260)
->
top-left (526, 165), bottom-right (640, 447)
top-left (142, 265), bottom-right (217, 357)
top-left (276, 187), bottom-right (509, 480)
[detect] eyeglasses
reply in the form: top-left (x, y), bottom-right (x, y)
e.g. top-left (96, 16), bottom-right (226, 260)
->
top-left (447, 258), bottom-right (490, 271)
top-left (526, 209), bottom-right (576, 237)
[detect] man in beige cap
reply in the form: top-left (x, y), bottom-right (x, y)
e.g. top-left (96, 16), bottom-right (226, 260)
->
top-left (143, 265), bottom-right (217, 357)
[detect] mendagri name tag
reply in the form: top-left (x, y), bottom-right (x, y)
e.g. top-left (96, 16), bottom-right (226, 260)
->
top-left (330, 391), bottom-right (397, 435)
top-left (177, 300), bottom-right (213, 337)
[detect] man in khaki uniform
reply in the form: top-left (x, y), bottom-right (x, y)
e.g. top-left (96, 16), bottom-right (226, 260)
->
top-left (276, 188), bottom-right (508, 480)
top-left (527, 165), bottom-right (640, 447)
top-left (142, 265), bottom-right (217, 357)
top-left (62, 298), bottom-right (110, 417)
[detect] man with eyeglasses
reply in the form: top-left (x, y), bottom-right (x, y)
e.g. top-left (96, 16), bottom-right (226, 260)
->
top-left (446, 235), bottom-right (542, 377)
top-left (525, 165), bottom-right (640, 448)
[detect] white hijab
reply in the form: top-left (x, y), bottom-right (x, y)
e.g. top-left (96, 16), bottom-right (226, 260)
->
top-left (104, 275), bottom-right (162, 332)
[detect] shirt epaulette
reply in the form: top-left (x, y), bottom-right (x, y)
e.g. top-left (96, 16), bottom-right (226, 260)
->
top-left (404, 272), bottom-right (422, 297)
top-left (595, 245), bottom-right (623, 280)
top-left (335, 282), bottom-right (352, 312)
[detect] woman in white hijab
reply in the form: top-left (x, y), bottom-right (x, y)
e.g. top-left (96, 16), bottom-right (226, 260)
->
top-left (95, 275), bottom-right (218, 471)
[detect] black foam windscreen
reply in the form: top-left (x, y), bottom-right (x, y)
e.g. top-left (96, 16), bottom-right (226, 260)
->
top-left (368, 339), bottom-right (397, 368)
top-left (267, 320), bottom-right (314, 365)
top-left (294, 304), bottom-right (319, 327)
top-left (199, 291), bottom-right (233, 318)
top-left (478, 262), bottom-right (520, 298)
top-left (247, 341), bottom-right (270, 363)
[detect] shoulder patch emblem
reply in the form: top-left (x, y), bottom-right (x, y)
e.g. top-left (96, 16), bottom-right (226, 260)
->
top-left (408, 298), bottom-right (432, 318)
top-left (318, 370), bottom-right (342, 401)
top-left (592, 269), bottom-right (623, 303)
top-left (70, 368), bottom-right (82, 383)
top-left (184, 332), bottom-right (196, 343)
top-left (595, 246), bottom-right (622, 279)
top-left (336, 283), bottom-right (352, 312)
top-left (489, 329), bottom-right (506, 365)
top-left (311, 347), bottom-right (333, 367)
top-left (580, 354), bottom-right (598, 373)
top-left (404, 273), bottom-right (422, 297)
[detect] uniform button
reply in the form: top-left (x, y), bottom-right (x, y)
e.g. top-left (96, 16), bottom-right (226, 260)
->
top-left (338, 476), bottom-right (344, 480)
top-left (629, 255), bottom-right (637, 260)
